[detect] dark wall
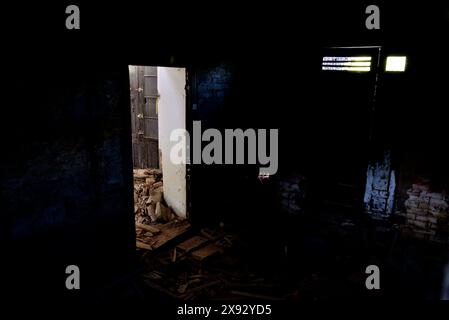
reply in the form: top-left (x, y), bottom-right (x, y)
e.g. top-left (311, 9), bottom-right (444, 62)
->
top-left (2, 63), bottom-right (135, 300)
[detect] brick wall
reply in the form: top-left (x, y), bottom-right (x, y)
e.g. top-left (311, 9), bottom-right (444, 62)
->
top-left (399, 181), bottom-right (449, 242)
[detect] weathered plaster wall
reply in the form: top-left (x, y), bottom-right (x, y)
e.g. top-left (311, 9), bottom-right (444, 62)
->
top-left (364, 151), bottom-right (396, 218)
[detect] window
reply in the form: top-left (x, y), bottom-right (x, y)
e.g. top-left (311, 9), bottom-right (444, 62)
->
top-left (385, 56), bottom-right (406, 72)
top-left (322, 56), bottom-right (372, 72)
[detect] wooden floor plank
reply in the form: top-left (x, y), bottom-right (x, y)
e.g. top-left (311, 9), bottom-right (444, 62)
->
top-left (145, 220), bottom-right (191, 250)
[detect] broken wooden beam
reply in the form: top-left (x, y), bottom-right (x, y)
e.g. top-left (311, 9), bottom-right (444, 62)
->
top-left (136, 240), bottom-right (153, 250)
top-left (177, 236), bottom-right (210, 253)
top-left (148, 220), bottom-right (191, 250)
top-left (136, 222), bottom-right (160, 234)
top-left (191, 244), bottom-right (223, 261)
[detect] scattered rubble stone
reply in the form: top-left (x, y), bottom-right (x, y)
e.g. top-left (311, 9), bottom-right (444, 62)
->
top-left (134, 168), bottom-right (188, 248)
top-left (134, 168), bottom-right (174, 225)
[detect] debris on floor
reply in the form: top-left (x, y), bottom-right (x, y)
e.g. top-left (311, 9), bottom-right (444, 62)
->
top-left (136, 224), bottom-right (291, 301)
top-left (134, 168), bottom-right (174, 225)
top-left (132, 168), bottom-right (293, 301)
top-left (134, 168), bottom-right (190, 250)
top-left (136, 219), bottom-right (191, 251)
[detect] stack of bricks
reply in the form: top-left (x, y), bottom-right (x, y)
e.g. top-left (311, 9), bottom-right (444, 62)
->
top-left (404, 182), bottom-right (449, 242)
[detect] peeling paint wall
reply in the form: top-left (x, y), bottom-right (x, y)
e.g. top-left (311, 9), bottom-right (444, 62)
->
top-left (157, 67), bottom-right (187, 218)
top-left (364, 151), bottom-right (396, 218)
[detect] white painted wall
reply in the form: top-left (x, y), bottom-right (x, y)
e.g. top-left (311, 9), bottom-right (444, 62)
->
top-left (157, 67), bottom-right (186, 218)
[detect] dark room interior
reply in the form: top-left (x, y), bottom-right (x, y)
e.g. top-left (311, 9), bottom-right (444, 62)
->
top-left (2, 1), bottom-right (449, 312)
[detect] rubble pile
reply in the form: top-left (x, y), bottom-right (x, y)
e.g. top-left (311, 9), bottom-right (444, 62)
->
top-left (134, 168), bottom-right (175, 225)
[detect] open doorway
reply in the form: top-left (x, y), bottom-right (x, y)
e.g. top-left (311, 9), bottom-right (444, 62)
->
top-left (129, 65), bottom-right (189, 250)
